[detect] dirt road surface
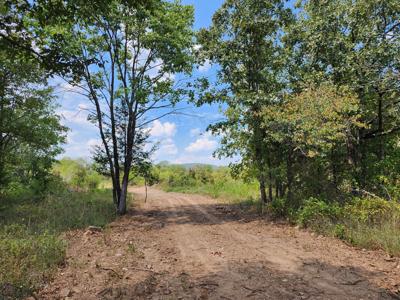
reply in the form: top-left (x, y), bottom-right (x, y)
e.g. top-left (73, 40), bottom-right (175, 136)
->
top-left (38, 187), bottom-right (400, 299)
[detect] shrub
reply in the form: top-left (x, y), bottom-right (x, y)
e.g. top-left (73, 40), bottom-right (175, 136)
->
top-left (344, 197), bottom-right (400, 224)
top-left (297, 197), bottom-right (342, 231)
top-left (268, 198), bottom-right (287, 218)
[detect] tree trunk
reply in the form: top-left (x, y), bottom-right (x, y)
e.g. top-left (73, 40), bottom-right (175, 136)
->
top-left (268, 172), bottom-right (273, 202)
top-left (286, 145), bottom-right (294, 205)
top-left (118, 177), bottom-right (128, 215)
top-left (378, 95), bottom-right (384, 160)
top-left (259, 174), bottom-right (267, 204)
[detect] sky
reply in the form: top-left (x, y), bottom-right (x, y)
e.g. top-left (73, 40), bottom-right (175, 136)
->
top-left (54, 0), bottom-right (234, 166)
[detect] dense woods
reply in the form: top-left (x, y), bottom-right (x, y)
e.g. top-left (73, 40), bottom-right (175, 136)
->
top-left (1, 0), bottom-right (400, 298)
top-left (197, 0), bottom-right (400, 206)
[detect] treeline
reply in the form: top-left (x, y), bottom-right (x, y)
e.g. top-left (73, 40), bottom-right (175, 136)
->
top-left (156, 164), bottom-right (400, 256)
top-left (4, 0), bottom-right (398, 213)
top-left (152, 164), bottom-right (259, 203)
top-left (0, 48), bottom-right (66, 199)
top-left (195, 0), bottom-right (400, 207)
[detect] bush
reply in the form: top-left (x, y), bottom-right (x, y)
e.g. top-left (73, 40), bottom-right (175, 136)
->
top-left (344, 197), bottom-right (400, 224)
top-left (297, 197), bottom-right (342, 231)
top-left (295, 196), bottom-right (400, 256)
top-left (268, 198), bottom-right (288, 218)
top-left (53, 158), bottom-right (107, 191)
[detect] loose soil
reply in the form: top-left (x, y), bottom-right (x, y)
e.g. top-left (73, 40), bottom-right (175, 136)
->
top-left (37, 187), bottom-right (400, 299)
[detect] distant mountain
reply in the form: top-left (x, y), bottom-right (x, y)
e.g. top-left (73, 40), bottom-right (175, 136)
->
top-left (155, 161), bottom-right (221, 169)
top-left (180, 163), bottom-right (219, 170)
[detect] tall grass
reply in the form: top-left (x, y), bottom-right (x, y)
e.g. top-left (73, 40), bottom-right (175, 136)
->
top-left (0, 188), bottom-right (116, 298)
top-left (156, 164), bottom-right (259, 205)
top-left (164, 179), bottom-right (259, 203)
top-left (295, 197), bottom-right (400, 256)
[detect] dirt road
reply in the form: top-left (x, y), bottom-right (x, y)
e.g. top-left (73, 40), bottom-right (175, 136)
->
top-left (39, 187), bottom-right (400, 299)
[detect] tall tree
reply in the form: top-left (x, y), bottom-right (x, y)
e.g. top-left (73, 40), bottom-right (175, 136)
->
top-left (0, 48), bottom-right (66, 193)
top-left (291, 0), bottom-right (400, 193)
top-left (197, 0), bottom-right (293, 204)
top-left (62, 0), bottom-right (194, 214)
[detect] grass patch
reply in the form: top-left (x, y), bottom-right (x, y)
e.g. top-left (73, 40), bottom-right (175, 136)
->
top-left (295, 197), bottom-right (400, 256)
top-left (0, 189), bottom-right (116, 299)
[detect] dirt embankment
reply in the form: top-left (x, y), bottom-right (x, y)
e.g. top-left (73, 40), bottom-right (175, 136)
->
top-left (37, 187), bottom-right (400, 299)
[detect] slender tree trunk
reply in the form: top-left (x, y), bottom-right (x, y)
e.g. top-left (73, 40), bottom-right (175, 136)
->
top-left (268, 165), bottom-right (273, 202)
top-left (259, 174), bottom-right (267, 204)
top-left (378, 95), bottom-right (384, 160)
top-left (286, 145), bottom-right (294, 205)
top-left (118, 178), bottom-right (128, 215)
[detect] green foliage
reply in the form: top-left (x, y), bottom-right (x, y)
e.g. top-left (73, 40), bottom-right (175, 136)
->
top-left (196, 0), bottom-right (294, 204)
top-left (0, 225), bottom-right (65, 298)
top-left (297, 198), bottom-right (342, 230)
top-left (263, 83), bottom-right (365, 158)
top-left (344, 197), bottom-right (400, 225)
top-left (0, 186), bottom-right (116, 298)
top-left (294, 196), bottom-right (400, 256)
top-left (0, 49), bottom-right (67, 195)
top-left (267, 198), bottom-right (295, 219)
top-left (156, 164), bottom-right (259, 204)
top-left (53, 158), bottom-right (106, 191)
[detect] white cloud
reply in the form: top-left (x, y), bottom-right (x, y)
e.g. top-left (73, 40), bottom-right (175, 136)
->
top-left (78, 103), bottom-right (89, 110)
top-left (190, 128), bottom-right (201, 137)
top-left (172, 153), bottom-right (234, 166)
top-left (148, 120), bottom-right (178, 159)
top-left (158, 138), bottom-right (178, 155)
top-left (87, 138), bottom-right (102, 148)
top-left (150, 120), bottom-right (177, 138)
top-left (185, 132), bottom-right (217, 153)
top-left (198, 59), bottom-right (212, 72)
top-left (58, 109), bottom-right (90, 126)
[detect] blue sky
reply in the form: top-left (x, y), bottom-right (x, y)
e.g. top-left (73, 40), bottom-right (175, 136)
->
top-left (55, 0), bottom-right (235, 165)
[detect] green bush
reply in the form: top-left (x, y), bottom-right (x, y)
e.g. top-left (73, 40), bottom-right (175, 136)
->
top-left (333, 224), bottom-right (347, 240)
top-left (297, 197), bottom-right (342, 231)
top-left (53, 158), bottom-right (107, 191)
top-left (268, 198), bottom-right (288, 218)
top-left (344, 197), bottom-right (400, 224)
top-left (295, 197), bottom-right (400, 256)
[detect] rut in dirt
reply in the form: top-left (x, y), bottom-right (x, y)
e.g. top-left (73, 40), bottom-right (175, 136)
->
top-left (38, 187), bottom-right (400, 300)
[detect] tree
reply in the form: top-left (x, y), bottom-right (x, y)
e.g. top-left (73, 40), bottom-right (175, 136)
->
top-left (197, 0), bottom-right (293, 204)
top-left (61, 0), bottom-right (194, 214)
top-left (0, 0), bottom-right (152, 77)
top-left (261, 83), bottom-right (365, 203)
top-left (291, 0), bottom-right (400, 193)
top-left (0, 48), bottom-right (66, 193)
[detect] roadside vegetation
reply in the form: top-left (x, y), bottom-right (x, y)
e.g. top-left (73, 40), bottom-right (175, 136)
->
top-left (156, 164), bottom-right (259, 205)
top-left (155, 164), bottom-right (400, 256)
top-left (1, 0), bottom-right (399, 298)
top-left (0, 160), bottom-right (115, 299)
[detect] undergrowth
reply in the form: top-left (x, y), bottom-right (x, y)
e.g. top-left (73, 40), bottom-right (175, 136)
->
top-left (155, 164), bottom-right (400, 257)
top-left (0, 188), bottom-right (116, 299)
top-left (290, 197), bottom-right (400, 256)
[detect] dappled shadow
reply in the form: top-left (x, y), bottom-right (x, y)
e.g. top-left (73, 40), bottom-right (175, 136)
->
top-left (126, 201), bottom-right (263, 228)
top-left (96, 259), bottom-right (398, 300)
top-left (120, 187), bottom-right (266, 229)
